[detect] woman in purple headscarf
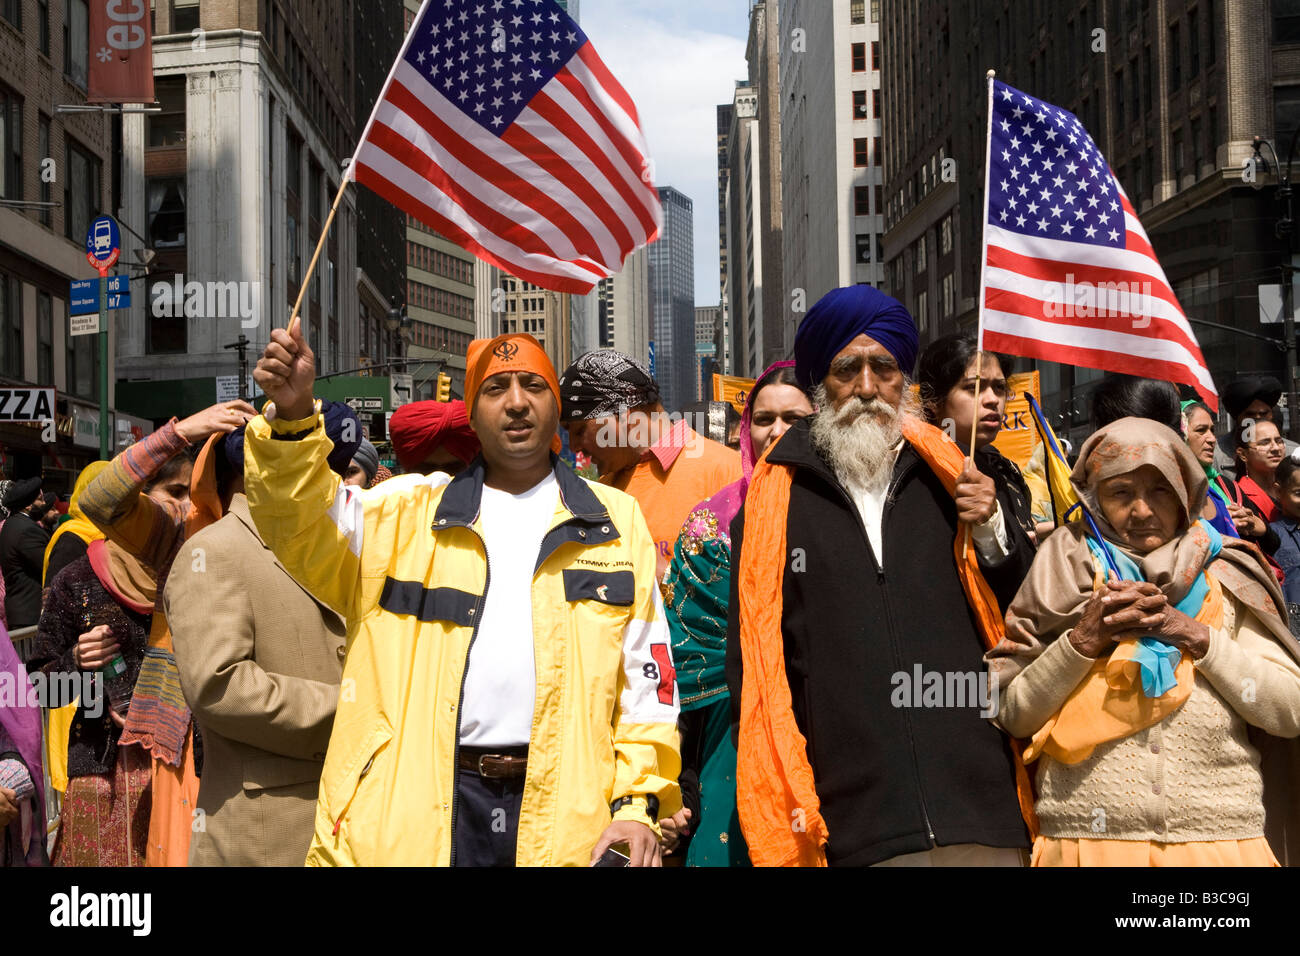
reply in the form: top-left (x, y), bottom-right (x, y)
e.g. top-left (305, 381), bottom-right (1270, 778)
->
top-left (0, 621), bottom-right (48, 865)
top-left (658, 362), bottom-right (815, 865)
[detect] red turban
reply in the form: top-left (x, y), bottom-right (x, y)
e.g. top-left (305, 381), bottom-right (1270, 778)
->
top-left (389, 400), bottom-right (481, 472)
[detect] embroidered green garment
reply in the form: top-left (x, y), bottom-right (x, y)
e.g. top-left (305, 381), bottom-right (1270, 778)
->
top-left (663, 495), bottom-right (750, 867)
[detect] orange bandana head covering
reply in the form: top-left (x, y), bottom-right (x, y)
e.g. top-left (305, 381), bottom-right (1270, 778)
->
top-left (465, 333), bottom-right (563, 454)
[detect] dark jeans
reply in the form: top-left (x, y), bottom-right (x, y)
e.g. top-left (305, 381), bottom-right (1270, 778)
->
top-left (452, 766), bottom-right (525, 867)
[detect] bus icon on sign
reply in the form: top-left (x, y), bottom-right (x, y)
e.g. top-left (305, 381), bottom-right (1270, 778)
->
top-left (93, 220), bottom-right (112, 253)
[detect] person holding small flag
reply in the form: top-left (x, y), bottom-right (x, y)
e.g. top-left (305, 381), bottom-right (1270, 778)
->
top-left (247, 323), bottom-right (681, 866)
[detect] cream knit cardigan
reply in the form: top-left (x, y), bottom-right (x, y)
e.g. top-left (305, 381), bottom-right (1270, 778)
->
top-left (998, 594), bottom-right (1300, 841)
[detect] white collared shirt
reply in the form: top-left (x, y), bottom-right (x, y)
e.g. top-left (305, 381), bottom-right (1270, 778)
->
top-left (840, 441), bottom-right (1009, 569)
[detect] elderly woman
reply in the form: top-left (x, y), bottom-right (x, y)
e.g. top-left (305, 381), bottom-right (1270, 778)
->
top-left (659, 361), bottom-right (814, 866)
top-left (988, 416), bottom-right (1300, 866)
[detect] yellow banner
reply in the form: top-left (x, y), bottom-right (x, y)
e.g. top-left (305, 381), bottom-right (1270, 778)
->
top-left (712, 374), bottom-right (755, 415)
top-left (991, 370), bottom-right (1041, 468)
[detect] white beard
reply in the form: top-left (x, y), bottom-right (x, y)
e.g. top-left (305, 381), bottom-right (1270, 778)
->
top-left (810, 384), bottom-right (921, 496)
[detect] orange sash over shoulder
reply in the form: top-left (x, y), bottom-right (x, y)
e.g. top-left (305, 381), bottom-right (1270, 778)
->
top-left (736, 418), bottom-right (1038, 867)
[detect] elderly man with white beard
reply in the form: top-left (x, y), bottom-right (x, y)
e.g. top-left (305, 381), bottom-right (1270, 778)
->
top-left (724, 286), bottom-right (1038, 867)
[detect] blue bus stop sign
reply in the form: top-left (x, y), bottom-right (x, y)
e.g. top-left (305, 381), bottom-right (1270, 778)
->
top-left (85, 215), bottom-right (121, 272)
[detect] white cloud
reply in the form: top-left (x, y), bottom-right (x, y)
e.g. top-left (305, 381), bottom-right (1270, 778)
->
top-left (581, 3), bottom-right (748, 306)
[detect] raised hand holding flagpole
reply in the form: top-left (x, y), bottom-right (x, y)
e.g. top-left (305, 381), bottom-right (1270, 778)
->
top-left (960, 69), bottom-right (999, 560)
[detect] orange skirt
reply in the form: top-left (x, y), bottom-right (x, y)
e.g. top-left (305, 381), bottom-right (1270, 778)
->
top-left (1032, 835), bottom-right (1279, 867)
top-left (144, 725), bottom-right (200, 867)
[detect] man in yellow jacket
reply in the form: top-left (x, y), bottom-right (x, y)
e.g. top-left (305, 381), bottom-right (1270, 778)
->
top-left (246, 322), bottom-right (681, 866)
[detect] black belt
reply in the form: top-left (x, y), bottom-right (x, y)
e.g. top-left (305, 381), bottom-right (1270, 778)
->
top-left (458, 745), bottom-right (528, 779)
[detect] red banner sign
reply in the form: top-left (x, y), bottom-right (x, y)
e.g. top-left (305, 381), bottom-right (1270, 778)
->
top-left (88, 0), bottom-right (155, 104)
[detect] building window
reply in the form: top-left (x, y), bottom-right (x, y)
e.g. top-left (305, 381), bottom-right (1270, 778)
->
top-left (146, 178), bottom-right (185, 247)
top-left (149, 76), bottom-right (186, 147)
top-left (874, 183), bottom-right (883, 214)
top-left (37, 291), bottom-right (53, 384)
top-left (1191, 116), bottom-right (1202, 172)
top-left (1129, 57), bottom-right (1139, 119)
top-left (942, 273), bottom-right (954, 317)
top-left (872, 41), bottom-right (880, 71)
top-left (873, 136), bottom-right (882, 165)
top-left (854, 185), bottom-right (870, 216)
top-left (851, 42), bottom-right (866, 71)
top-left (854, 137), bottom-right (868, 166)
top-left (0, 86), bottom-right (20, 202)
top-left (916, 290), bottom-right (928, 331)
top-left (1, 0), bottom-right (19, 29)
top-left (850, 0), bottom-right (864, 24)
top-left (67, 318), bottom-right (98, 398)
top-left (64, 137), bottom-right (100, 242)
top-left (1143, 46), bottom-right (1153, 115)
top-left (1188, 7), bottom-right (1200, 74)
top-left (1169, 22), bottom-right (1181, 89)
top-left (38, 0), bottom-right (50, 55)
top-left (1113, 69), bottom-right (1124, 130)
top-left (915, 236), bottom-right (927, 274)
top-left (0, 272), bottom-right (18, 379)
top-left (171, 0), bottom-right (200, 34)
top-left (855, 234), bottom-right (873, 265)
top-left (64, 0), bottom-right (88, 88)
top-left (1173, 134), bottom-right (1185, 174)
top-left (853, 89), bottom-right (867, 120)
top-left (1208, 0), bottom-right (1218, 62)
top-left (870, 0), bottom-right (879, 22)
top-left (37, 114), bottom-right (50, 225)
top-left (940, 215), bottom-right (953, 255)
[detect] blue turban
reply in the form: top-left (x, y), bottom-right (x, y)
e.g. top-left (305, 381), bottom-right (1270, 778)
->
top-left (794, 286), bottom-right (919, 390)
top-left (218, 399), bottom-right (362, 481)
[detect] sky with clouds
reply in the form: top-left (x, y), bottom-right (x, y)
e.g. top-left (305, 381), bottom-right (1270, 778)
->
top-left (579, 0), bottom-right (751, 307)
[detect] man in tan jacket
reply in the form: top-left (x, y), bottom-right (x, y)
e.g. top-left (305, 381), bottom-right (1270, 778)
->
top-left (164, 408), bottom-right (357, 866)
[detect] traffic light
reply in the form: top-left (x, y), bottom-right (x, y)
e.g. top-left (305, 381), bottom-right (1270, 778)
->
top-left (436, 372), bottom-right (452, 403)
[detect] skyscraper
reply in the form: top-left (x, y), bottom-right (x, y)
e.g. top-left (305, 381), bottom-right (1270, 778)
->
top-left (726, 81), bottom-right (764, 377)
top-left (649, 187), bottom-right (696, 412)
top-left (779, 0), bottom-right (884, 313)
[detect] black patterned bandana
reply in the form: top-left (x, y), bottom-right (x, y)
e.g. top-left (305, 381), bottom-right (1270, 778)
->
top-left (559, 350), bottom-right (661, 420)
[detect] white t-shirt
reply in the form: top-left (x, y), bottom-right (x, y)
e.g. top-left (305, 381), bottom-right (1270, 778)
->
top-left (458, 472), bottom-right (559, 747)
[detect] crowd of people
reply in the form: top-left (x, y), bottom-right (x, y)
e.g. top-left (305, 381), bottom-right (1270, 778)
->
top-left (3, 284), bottom-right (1300, 867)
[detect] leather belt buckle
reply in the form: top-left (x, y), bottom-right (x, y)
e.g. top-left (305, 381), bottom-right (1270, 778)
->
top-left (474, 753), bottom-right (525, 779)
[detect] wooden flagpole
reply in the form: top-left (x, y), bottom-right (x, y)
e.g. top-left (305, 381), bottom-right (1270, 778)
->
top-left (963, 69), bottom-right (998, 560)
top-left (286, 174), bottom-right (352, 335)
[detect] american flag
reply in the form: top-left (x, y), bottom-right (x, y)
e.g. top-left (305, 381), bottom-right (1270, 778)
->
top-left (349, 0), bottom-right (661, 293)
top-left (979, 79), bottom-right (1217, 411)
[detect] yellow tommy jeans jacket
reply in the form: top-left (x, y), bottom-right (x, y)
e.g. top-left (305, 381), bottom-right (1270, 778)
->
top-left (242, 408), bottom-right (682, 866)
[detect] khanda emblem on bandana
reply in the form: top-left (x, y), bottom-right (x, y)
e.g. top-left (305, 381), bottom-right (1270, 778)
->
top-left (493, 341), bottom-right (520, 362)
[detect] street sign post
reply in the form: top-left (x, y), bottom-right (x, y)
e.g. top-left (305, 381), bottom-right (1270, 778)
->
top-left (71, 276), bottom-right (130, 318)
top-left (85, 214), bottom-right (121, 461)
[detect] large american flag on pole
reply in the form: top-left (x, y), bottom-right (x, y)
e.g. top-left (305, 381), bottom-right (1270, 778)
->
top-left (979, 78), bottom-right (1218, 411)
top-left (349, 0), bottom-right (661, 293)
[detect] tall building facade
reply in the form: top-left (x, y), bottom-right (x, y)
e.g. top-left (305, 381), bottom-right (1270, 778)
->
top-left (695, 304), bottom-right (720, 400)
top-left (881, 0), bottom-right (1291, 444)
top-left (114, 0), bottom-right (362, 416)
top-left (726, 81), bottom-right (764, 377)
top-left (747, 0), bottom-right (787, 368)
top-left (0, 0), bottom-right (122, 485)
top-left (779, 0), bottom-right (885, 325)
top-left (356, 0), bottom-right (406, 387)
top-left (715, 101), bottom-right (733, 373)
top-left (649, 186), bottom-right (695, 412)
top-left (597, 244), bottom-right (650, 365)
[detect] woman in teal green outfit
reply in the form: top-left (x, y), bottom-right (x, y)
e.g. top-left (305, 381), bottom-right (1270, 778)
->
top-left (661, 362), bottom-right (813, 865)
